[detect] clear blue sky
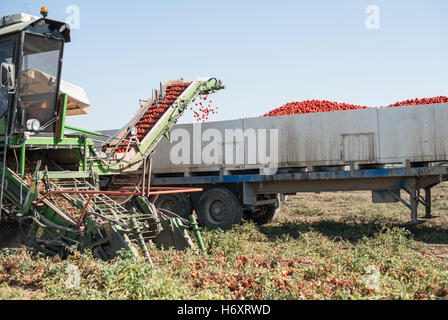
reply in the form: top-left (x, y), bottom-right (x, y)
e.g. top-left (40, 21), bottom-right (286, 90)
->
top-left (2, 0), bottom-right (447, 130)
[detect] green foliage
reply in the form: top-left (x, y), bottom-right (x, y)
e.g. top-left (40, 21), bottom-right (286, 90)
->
top-left (1, 187), bottom-right (448, 300)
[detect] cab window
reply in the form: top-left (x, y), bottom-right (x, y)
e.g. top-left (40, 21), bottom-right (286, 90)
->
top-left (0, 39), bottom-right (14, 118)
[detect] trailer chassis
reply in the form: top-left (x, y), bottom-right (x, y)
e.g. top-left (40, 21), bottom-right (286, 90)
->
top-left (151, 162), bottom-right (448, 225)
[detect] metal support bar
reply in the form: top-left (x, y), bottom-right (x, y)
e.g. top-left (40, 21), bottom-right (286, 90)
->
top-left (151, 194), bottom-right (159, 205)
top-left (386, 178), bottom-right (425, 225)
top-left (388, 191), bottom-right (411, 209)
top-left (410, 188), bottom-right (418, 224)
top-left (76, 193), bottom-right (94, 228)
top-left (147, 158), bottom-right (151, 197)
top-left (424, 187), bottom-right (432, 218)
top-left (82, 136), bottom-right (88, 171)
top-left (417, 194), bottom-right (429, 207)
top-left (403, 178), bottom-right (424, 225)
top-left (56, 94), bottom-right (68, 142)
top-left (20, 144), bottom-right (25, 178)
top-left (35, 187), bottom-right (203, 206)
top-left (141, 157), bottom-right (146, 197)
top-left (65, 125), bottom-right (102, 137)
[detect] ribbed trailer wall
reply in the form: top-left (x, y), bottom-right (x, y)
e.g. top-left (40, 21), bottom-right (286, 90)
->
top-left (150, 103), bottom-right (448, 174)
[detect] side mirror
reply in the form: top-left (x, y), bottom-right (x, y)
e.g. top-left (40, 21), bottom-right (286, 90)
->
top-left (1, 62), bottom-right (16, 94)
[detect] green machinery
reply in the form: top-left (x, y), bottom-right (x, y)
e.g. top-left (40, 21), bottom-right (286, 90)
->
top-left (0, 12), bottom-right (224, 261)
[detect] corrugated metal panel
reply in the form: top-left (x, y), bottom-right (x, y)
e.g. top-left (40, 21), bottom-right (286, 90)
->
top-left (148, 103), bottom-right (448, 174)
top-left (242, 107), bottom-right (379, 167)
top-left (433, 103), bottom-right (448, 161)
top-left (342, 133), bottom-right (375, 162)
top-left (378, 105), bottom-right (435, 163)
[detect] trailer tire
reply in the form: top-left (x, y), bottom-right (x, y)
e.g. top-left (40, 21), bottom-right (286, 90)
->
top-left (197, 188), bottom-right (243, 229)
top-left (247, 205), bottom-right (280, 225)
top-left (154, 194), bottom-right (193, 219)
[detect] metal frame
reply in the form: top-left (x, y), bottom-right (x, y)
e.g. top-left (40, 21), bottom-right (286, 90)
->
top-left (35, 187), bottom-right (204, 206)
top-left (35, 186), bottom-right (203, 226)
top-left (0, 34), bottom-right (19, 218)
top-left (93, 78), bottom-right (224, 175)
top-left (0, 14), bottom-right (214, 258)
top-left (0, 32), bottom-right (20, 133)
top-left (15, 32), bottom-right (65, 136)
top-left (151, 163), bottom-right (448, 225)
top-left (0, 17), bottom-right (70, 138)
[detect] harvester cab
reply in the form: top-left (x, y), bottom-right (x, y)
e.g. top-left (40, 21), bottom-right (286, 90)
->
top-left (0, 12), bottom-right (70, 138)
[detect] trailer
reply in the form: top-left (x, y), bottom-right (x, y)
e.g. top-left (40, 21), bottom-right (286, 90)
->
top-left (142, 103), bottom-right (448, 229)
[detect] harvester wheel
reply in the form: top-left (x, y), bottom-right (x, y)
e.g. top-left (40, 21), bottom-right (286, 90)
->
top-left (247, 204), bottom-right (280, 225)
top-left (197, 188), bottom-right (243, 229)
top-left (154, 193), bottom-right (193, 219)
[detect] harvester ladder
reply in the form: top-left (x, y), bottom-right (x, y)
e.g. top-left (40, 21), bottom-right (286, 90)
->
top-left (47, 177), bottom-right (128, 219)
top-left (45, 177), bottom-right (161, 239)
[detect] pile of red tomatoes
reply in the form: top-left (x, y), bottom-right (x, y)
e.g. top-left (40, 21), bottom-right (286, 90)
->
top-left (263, 96), bottom-right (448, 117)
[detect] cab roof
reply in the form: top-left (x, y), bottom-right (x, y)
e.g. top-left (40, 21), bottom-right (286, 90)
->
top-left (0, 15), bottom-right (70, 42)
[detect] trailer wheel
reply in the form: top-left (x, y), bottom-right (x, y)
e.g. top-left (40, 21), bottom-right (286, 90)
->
top-left (154, 194), bottom-right (193, 219)
top-left (197, 188), bottom-right (243, 229)
top-left (247, 205), bottom-right (280, 225)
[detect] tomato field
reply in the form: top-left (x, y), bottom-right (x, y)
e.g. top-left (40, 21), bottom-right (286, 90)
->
top-left (1, 184), bottom-right (447, 300)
